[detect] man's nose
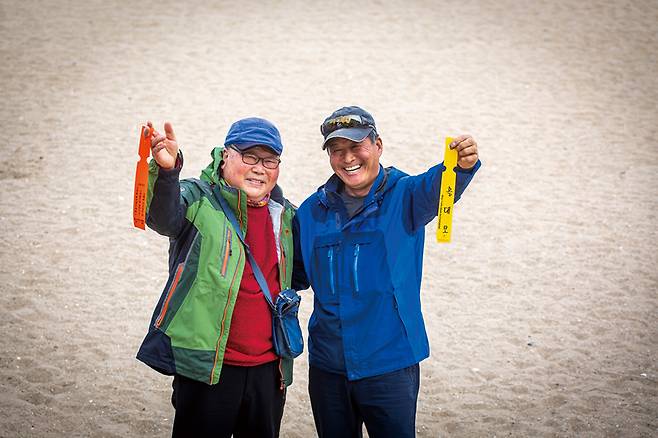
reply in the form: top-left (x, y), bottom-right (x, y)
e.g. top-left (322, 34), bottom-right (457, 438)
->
top-left (251, 161), bottom-right (266, 173)
top-left (343, 149), bottom-right (356, 162)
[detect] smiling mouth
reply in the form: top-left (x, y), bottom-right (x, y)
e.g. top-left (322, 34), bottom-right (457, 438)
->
top-left (246, 178), bottom-right (265, 185)
top-left (344, 165), bottom-right (362, 173)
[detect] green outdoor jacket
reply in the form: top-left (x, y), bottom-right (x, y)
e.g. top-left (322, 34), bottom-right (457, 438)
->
top-left (136, 147), bottom-right (296, 386)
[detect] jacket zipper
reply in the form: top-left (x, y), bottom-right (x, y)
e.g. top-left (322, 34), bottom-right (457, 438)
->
top-left (353, 244), bottom-right (360, 296)
top-left (155, 262), bottom-right (185, 328)
top-left (280, 246), bottom-right (287, 283)
top-left (220, 228), bottom-right (232, 277)
top-left (328, 247), bottom-right (335, 295)
top-left (210, 245), bottom-right (243, 384)
top-left (279, 214), bottom-right (286, 284)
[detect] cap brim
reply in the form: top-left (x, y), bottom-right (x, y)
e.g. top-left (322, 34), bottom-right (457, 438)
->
top-left (322, 127), bottom-right (373, 149)
top-left (229, 142), bottom-right (281, 156)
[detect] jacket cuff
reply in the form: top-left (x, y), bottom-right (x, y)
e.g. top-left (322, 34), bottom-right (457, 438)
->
top-left (157, 150), bottom-right (184, 177)
top-left (456, 159), bottom-right (481, 174)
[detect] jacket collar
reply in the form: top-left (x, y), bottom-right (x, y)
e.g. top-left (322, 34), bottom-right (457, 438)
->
top-left (209, 179), bottom-right (287, 235)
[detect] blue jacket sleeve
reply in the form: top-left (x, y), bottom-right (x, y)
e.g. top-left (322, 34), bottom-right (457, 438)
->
top-left (406, 160), bottom-right (481, 231)
top-left (291, 214), bottom-right (311, 292)
top-left (145, 165), bottom-right (187, 238)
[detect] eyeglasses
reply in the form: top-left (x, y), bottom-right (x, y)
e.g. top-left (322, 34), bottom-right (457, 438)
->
top-left (228, 145), bottom-right (281, 169)
top-left (320, 114), bottom-right (375, 137)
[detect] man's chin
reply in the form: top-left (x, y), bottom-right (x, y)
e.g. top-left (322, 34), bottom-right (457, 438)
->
top-left (338, 171), bottom-right (361, 184)
top-left (339, 175), bottom-right (364, 190)
top-left (243, 185), bottom-right (274, 202)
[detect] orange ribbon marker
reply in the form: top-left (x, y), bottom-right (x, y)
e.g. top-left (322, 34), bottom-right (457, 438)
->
top-left (133, 125), bottom-right (152, 229)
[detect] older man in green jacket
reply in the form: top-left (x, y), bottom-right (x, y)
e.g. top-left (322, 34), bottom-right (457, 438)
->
top-left (137, 117), bottom-right (295, 438)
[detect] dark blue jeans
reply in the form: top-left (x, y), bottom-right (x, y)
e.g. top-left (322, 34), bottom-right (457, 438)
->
top-left (308, 364), bottom-right (420, 438)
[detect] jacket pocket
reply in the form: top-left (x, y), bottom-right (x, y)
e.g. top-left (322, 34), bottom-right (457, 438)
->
top-left (219, 227), bottom-right (232, 277)
top-left (352, 244), bottom-right (360, 295)
top-left (155, 262), bottom-right (185, 328)
top-left (154, 231), bottom-right (203, 332)
top-left (328, 247), bottom-right (336, 295)
top-left (312, 234), bottom-right (341, 300)
top-left (392, 292), bottom-right (409, 338)
top-left (348, 231), bottom-right (392, 296)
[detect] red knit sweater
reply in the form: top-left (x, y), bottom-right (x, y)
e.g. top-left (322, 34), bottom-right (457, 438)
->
top-left (223, 205), bottom-right (281, 366)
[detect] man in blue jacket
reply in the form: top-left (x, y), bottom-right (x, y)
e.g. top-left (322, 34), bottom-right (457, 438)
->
top-left (292, 106), bottom-right (480, 438)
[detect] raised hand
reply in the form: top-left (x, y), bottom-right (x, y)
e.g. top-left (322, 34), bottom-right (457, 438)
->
top-left (450, 135), bottom-right (479, 170)
top-left (148, 121), bottom-right (179, 170)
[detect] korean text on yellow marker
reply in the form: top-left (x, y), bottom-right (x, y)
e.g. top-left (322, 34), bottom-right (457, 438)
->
top-left (436, 137), bottom-right (457, 243)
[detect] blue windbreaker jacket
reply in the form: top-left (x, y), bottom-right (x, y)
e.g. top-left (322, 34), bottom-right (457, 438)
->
top-left (292, 160), bottom-right (480, 380)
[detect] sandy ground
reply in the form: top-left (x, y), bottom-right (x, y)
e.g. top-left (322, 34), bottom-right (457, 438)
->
top-left (1, 0), bottom-right (657, 436)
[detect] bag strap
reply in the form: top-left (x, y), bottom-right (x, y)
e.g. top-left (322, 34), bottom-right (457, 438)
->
top-left (193, 180), bottom-right (276, 309)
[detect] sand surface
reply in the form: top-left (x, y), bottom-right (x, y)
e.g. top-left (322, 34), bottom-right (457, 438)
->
top-left (1, 0), bottom-right (657, 436)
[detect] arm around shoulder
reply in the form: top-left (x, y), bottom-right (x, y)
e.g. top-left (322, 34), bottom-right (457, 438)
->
top-left (291, 214), bottom-right (310, 292)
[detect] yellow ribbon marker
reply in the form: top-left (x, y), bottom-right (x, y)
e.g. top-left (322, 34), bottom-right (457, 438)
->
top-left (437, 137), bottom-right (457, 243)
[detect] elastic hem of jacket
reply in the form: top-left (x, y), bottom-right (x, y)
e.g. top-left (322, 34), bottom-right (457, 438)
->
top-left (136, 352), bottom-right (176, 376)
top-left (309, 354), bottom-right (428, 381)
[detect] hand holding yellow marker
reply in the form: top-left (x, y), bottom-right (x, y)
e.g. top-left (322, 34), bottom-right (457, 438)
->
top-left (437, 137), bottom-right (457, 243)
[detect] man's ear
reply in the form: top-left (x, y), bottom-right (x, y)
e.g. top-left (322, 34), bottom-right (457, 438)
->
top-left (221, 149), bottom-right (228, 169)
top-left (375, 136), bottom-right (383, 157)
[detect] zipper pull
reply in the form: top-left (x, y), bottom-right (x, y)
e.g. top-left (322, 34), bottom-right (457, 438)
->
top-left (278, 359), bottom-right (285, 390)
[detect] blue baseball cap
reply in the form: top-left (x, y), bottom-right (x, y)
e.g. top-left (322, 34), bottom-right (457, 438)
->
top-left (320, 106), bottom-right (377, 149)
top-left (224, 117), bottom-right (283, 155)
